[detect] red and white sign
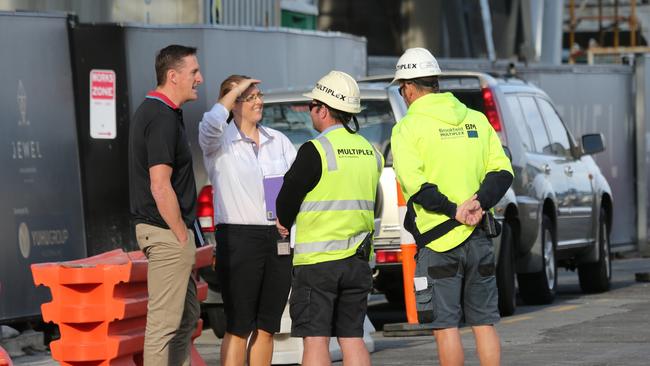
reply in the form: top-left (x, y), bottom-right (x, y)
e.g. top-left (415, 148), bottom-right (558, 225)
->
top-left (89, 69), bottom-right (116, 139)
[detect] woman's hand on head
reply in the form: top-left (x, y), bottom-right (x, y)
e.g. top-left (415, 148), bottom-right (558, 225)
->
top-left (219, 78), bottom-right (261, 110)
top-left (233, 78), bottom-right (261, 97)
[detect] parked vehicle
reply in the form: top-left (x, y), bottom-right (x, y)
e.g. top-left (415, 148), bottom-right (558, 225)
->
top-left (196, 71), bottom-right (613, 320)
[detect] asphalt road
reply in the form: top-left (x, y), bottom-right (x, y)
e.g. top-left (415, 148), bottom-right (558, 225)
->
top-left (359, 256), bottom-right (650, 365)
top-left (11, 255), bottom-right (650, 365)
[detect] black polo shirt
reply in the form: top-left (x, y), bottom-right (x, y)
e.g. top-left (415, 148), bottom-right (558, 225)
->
top-left (128, 91), bottom-right (197, 229)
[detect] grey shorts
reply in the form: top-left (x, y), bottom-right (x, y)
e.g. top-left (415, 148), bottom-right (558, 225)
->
top-left (414, 229), bottom-right (500, 328)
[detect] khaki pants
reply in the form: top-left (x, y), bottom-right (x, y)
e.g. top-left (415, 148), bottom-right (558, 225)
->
top-left (136, 223), bottom-right (200, 366)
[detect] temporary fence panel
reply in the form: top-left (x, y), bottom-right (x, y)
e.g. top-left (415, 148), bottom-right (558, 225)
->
top-left (635, 55), bottom-right (650, 254)
top-left (69, 24), bottom-right (136, 256)
top-left (0, 12), bottom-right (86, 321)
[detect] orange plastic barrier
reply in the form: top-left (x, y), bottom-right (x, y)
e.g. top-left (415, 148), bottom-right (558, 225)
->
top-left (396, 180), bottom-right (418, 324)
top-left (0, 346), bottom-right (12, 366)
top-left (31, 245), bottom-right (212, 365)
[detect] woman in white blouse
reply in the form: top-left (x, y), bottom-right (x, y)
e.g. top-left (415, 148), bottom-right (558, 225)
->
top-left (198, 75), bottom-right (296, 366)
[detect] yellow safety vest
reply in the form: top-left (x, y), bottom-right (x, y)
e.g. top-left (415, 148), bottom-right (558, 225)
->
top-left (391, 92), bottom-right (513, 252)
top-left (293, 126), bottom-right (383, 266)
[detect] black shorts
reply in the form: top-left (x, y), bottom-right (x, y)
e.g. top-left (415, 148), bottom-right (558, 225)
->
top-left (215, 224), bottom-right (292, 336)
top-left (289, 255), bottom-right (372, 338)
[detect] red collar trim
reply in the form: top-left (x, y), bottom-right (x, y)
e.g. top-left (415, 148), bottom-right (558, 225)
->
top-left (146, 91), bottom-right (179, 109)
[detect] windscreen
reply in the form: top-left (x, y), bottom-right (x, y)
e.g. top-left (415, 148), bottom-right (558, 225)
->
top-left (260, 100), bottom-right (395, 158)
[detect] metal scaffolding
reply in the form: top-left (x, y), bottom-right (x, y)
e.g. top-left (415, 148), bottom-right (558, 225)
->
top-left (568, 0), bottom-right (647, 64)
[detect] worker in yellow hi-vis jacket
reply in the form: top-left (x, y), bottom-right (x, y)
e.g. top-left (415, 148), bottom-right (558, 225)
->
top-left (391, 47), bottom-right (514, 366)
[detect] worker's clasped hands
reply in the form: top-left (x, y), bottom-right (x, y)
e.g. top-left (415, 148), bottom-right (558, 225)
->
top-left (455, 194), bottom-right (483, 226)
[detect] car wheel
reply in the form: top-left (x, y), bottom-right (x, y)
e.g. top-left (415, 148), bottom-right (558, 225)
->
top-left (497, 220), bottom-right (516, 316)
top-left (205, 305), bottom-right (226, 338)
top-left (517, 215), bottom-right (557, 305)
top-left (578, 208), bottom-right (611, 293)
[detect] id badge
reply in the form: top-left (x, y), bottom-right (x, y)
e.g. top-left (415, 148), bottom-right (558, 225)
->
top-left (277, 241), bottom-right (291, 256)
top-left (414, 276), bottom-right (428, 291)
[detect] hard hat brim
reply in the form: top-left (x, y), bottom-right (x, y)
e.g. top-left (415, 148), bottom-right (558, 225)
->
top-left (303, 92), bottom-right (365, 113)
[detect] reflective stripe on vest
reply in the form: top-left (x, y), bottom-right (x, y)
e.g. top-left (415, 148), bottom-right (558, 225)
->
top-left (372, 146), bottom-right (383, 172)
top-left (300, 199), bottom-right (374, 212)
top-left (317, 135), bottom-right (338, 171)
top-left (294, 231), bottom-right (369, 255)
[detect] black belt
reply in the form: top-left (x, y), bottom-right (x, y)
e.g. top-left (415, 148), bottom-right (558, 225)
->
top-left (404, 195), bottom-right (461, 249)
top-left (216, 223), bottom-right (276, 232)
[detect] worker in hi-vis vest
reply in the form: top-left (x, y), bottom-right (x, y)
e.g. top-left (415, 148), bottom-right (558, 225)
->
top-left (391, 48), bottom-right (513, 366)
top-left (276, 70), bottom-right (383, 366)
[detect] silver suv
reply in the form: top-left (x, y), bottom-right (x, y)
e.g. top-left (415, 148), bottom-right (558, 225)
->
top-left (258, 71), bottom-right (613, 317)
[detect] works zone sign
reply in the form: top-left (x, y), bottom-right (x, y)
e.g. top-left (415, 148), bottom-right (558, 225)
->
top-left (89, 69), bottom-right (116, 139)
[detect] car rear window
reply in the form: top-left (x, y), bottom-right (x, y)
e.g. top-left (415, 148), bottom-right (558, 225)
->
top-left (440, 77), bottom-right (484, 113)
top-left (450, 91), bottom-right (484, 113)
top-left (260, 100), bottom-right (395, 158)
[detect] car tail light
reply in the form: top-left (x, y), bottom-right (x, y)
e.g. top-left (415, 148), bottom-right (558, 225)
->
top-left (197, 185), bottom-right (215, 232)
top-left (376, 249), bottom-right (402, 264)
top-left (482, 87), bottom-right (502, 132)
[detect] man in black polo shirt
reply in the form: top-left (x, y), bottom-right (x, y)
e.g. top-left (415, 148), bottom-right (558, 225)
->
top-left (128, 44), bottom-right (203, 366)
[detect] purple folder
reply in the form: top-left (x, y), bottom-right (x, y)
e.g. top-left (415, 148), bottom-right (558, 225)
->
top-left (263, 175), bottom-right (284, 220)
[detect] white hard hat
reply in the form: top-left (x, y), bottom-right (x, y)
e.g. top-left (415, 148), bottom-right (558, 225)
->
top-left (391, 47), bottom-right (441, 84)
top-left (303, 70), bottom-right (362, 114)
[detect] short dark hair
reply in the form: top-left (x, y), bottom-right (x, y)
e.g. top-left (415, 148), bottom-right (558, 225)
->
top-left (407, 76), bottom-right (439, 93)
top-left (323, 104), bottom-right (353, 125)
top-left (155, 45), bottom-right (198, 86)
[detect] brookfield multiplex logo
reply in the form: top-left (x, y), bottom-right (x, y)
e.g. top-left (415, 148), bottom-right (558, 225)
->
top-left (438, 123), bottom-right (479, 140)
top-left (465, 123), bottom-right (478, 138)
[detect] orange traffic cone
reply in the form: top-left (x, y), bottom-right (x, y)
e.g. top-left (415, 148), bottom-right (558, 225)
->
top-left (383, 179), bottom-right (434, 337)
top-left (396, 181), bottom-right (418, 324)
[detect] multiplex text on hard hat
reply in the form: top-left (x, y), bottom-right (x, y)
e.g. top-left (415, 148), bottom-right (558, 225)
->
top-left (303, 70), bottom-right (362, 114)
top-left (391, 47), bottom-right (441, 84)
